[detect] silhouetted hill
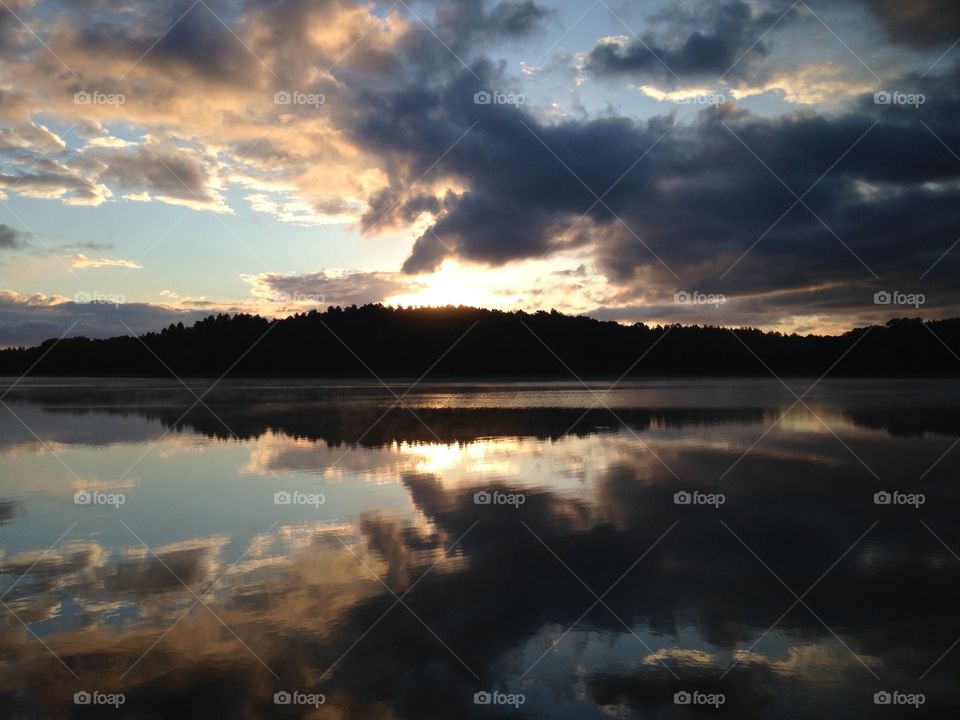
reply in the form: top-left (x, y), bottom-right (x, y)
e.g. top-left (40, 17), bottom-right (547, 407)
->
top-left (0, 305), bottom-right (958, 377)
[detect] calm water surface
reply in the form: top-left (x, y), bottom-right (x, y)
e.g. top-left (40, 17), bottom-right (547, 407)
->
top-left (1, 378), bottom-right (959, 718)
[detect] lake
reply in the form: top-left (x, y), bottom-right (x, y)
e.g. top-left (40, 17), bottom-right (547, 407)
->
top-left (1, 378), bottom-right (958, 718)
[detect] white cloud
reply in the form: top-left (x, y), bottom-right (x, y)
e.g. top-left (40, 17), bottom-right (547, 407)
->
top-left (69, 253), bottom-right (143, 270)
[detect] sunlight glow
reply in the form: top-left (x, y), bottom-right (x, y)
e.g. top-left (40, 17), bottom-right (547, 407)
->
top-left (387, 262), bottom-right (512, 309)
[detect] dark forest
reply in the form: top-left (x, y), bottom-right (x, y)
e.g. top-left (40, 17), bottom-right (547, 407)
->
top-left (1, 305), bottom-right (958, 377)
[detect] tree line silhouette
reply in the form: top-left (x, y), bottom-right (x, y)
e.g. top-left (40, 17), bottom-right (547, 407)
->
top-left (0, 305), bottom-right (958, 377)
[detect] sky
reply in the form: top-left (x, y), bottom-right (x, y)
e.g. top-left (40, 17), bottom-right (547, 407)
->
top-left (0, 0), bottom-right (958, 345)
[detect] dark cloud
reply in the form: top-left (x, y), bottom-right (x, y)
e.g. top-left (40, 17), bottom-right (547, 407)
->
top-left (74, 0), bottom-right (263, 86)
top-left (95, 145), bottom-right (224, 208)
top-left (246, 269), bottom-right (422, 306)
top-left (343, 49), bottom-right (960, 323)
top-left (435, 0), bottom-right (551, 45)
top-left (403, 190), bottom-right (576, 272)
top-left (486, 0), bottom-right (550, 36)
top-left (583, 0), bottom-right (960, 85)
top-left (60, 0), bottom-right (549, 96)
top-left (361, 189), bottom-right (442, 233)
top-left (0, 224), bottom-right (28, 250)
top-left (0, 0), bottom-right (956, 332)
top-left (0, 169), bottom-right (103, 204)
top-left (584, 1), bottom-right (792, 82)
top-left (0, 292), bottom-right (223, 347)
top-left (0, 123), bottom-right (66, 155)
top-left (0, 89), bottom-right (32, 121)
top-left (861, 0), bottom-right (960, 48)
top-left (0, 1), bottom-right (37, 62)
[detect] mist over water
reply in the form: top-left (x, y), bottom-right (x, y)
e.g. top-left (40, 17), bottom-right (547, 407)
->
top-left (1, 379), bottom-right (958, 718)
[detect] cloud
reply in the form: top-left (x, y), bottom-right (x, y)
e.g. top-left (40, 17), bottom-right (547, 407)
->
top-left (861, 0), bottom-right (960, 48)
top-left (0, 167), bottom-right (109, 205)
top-left (92, 144), bottom-right (230, 212)
top-left (0, 0), bottom-right (957, 333)
top-left (0, 128), bottom-right (226, 210)
top-left (337, 52), bottom-right (960, 328)
top-left (0, 0), bottom-right (551, 228)
top-left (729, 62), bottom-right (877, 105)
top-left (435, 0), bottom-right (551, 46)
top-left (243, 269), bottom-right (425, 308)
top-left (59, 240), bottom-right (115, 252)
top-left (0, 224), bottom-right (28, 250)
top-left (69, 253), bottom-right (143, 269)
top-left (583, 1), bottom-right (794, 83)
top-left (245, 191), bottom-right (363, 225)
top-left (0, 122), bottom-right (67, 154)
top-left (0, 290), bottom-right (230, 347)
top-left (0, 88), bottom-right (33, 121)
